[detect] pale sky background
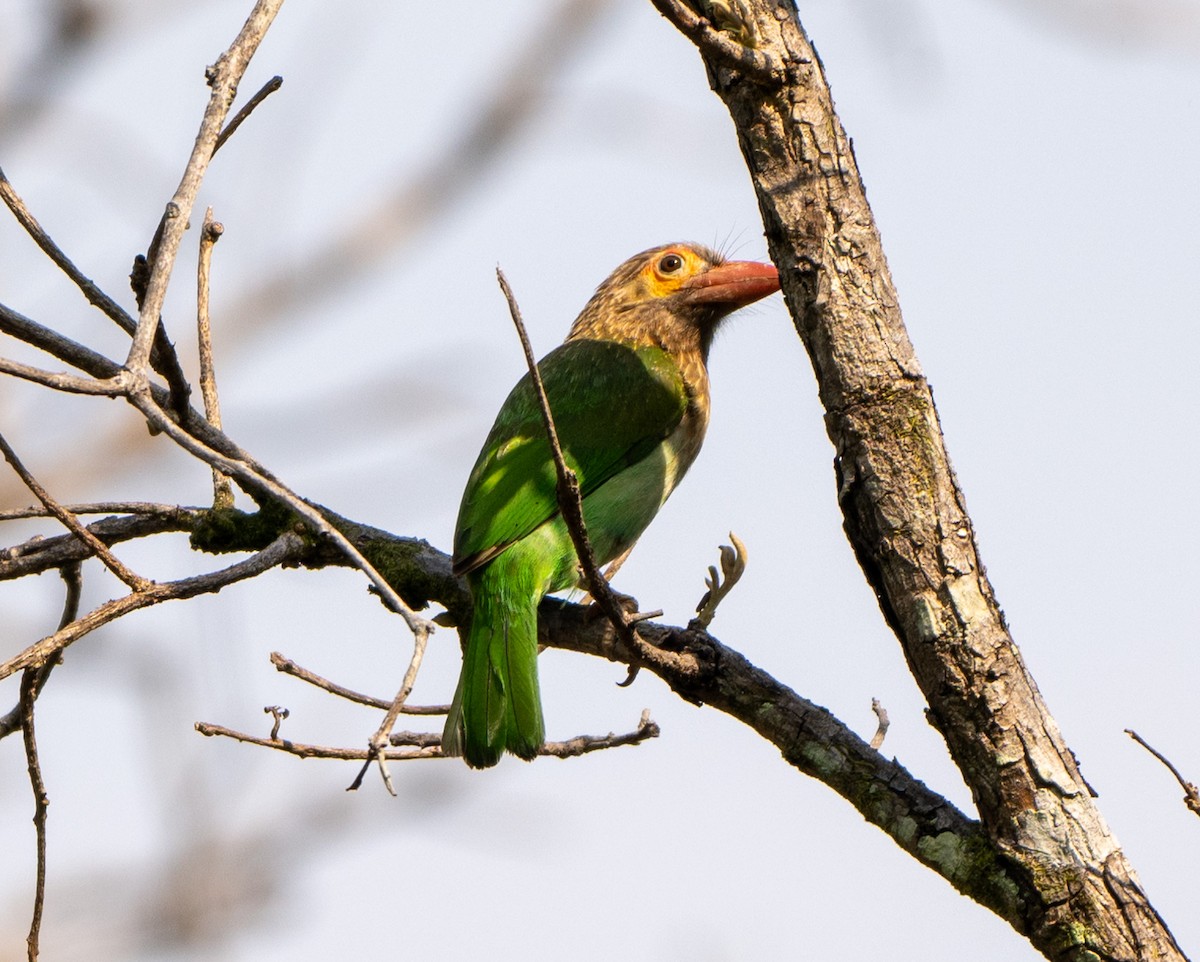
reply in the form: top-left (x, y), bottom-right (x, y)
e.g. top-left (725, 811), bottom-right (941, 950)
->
top-left (1, 1), bottom-right (1198, 960)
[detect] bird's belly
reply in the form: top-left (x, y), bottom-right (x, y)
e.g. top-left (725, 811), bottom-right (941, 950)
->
top-left (537, 424), bottom-right (699, 595)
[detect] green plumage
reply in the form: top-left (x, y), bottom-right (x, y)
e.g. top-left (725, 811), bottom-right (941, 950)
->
top-left (441, 243), bottom-right (779, 768)
top-left (443, 340), bottom-right (689, 767)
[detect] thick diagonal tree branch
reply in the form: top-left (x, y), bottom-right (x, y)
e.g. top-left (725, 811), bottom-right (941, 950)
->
top-left (652, 1), bottom-right (1184, 959)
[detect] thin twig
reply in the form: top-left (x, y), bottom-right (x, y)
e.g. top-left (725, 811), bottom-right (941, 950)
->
top-left (0, 167), bottom-right (138, 333)
top-left (1126, 729), bottom-right (1200, 818)
top-left (0, 564), bottom-right (79, 742)
top-left (270, 651), bottom-right (448, 714)
top-left (540, 709), bottom-right (660, 758)
top-left (264, 705), bottom-right (289, 740)
top-left (213, 74), bottom-right (283, 154)
top-left (0, 168), bottom-right (190, 413)
top-left (20, 667), bottom-right (49, 962)
top-left (0, 429), bottom-right (150, 590)
top-left (0, 356), bottom-right (125, 396)
top-left (197, 208), bottom-right (233, 508)
top-left (351, 625), bottom-right (432, 794)
top-left (15, 563), bottom-right (77, 962)
top-left (0, 301), bottom-right (123, 380)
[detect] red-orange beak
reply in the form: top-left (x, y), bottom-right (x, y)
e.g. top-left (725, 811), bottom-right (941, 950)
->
top-left (680, 259), bottom-right (779, 309)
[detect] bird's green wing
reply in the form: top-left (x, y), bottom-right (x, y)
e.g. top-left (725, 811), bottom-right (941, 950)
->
top-left (453, 338), bottom-right (686, 575)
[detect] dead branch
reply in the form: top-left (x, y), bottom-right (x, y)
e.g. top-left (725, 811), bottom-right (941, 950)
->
top-left (213, 74), bottom-right (283, 154)
top-left (196, 207), bottom-right (233, 508)
top-left (124, 0), bottom-right (285, 375)
top-left (20, 667), bottom-right (49, 962)
top-left (1126, 729), bottom-right (1200, 819)
top-left (195, 712), bottom-right (658, 764)
top-left (269, 651), bottom-right (448, 715)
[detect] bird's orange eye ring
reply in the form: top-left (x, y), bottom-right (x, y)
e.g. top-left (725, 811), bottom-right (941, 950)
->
top-left (657, 252), bottom-right (684, 275)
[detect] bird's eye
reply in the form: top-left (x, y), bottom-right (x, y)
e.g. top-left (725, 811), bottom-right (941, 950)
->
top-left (657, 253), bottom-right (684, 274)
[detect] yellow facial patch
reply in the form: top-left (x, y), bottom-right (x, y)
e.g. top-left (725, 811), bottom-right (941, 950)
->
top-left (639, 246), bottom-right (709, 299)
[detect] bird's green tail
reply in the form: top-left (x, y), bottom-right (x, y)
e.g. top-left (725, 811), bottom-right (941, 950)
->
top-left (442, 564), bottom-right (545, 768)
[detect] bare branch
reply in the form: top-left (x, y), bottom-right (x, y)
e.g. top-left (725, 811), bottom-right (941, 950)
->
top-left (270, 651), bottom-right (448, 715)
top-left (0, 301), bottom-right (123, 380)
top-left (0, 167), bottom-right (139, 333)
top-left (0, 356), bottom-right (119, 396)
top-left (20, 667), bottom-right (49, 962)
top-left (195, 713), bottom-right (658, 763)
top-left (125, 0), bottom-right (285, 374)
top-left (539, 710), bottom-right (660, 758)
top-left (197, 208), bottom-right (233, 508)
top-left (351, 625), bottom-right (432, 795)
top-left (195, 720), bottom-right (443, 762)
top-left (663, 1), bottom-right (1184, 955)
top-left (1126, 729), bottom-right (1200, 818)
top-left (213, 74), bottom-right (283, 154)
top-left (0, 430), bottom-right (150, 590)
top-left (0, 564), bottom-right (78, 742)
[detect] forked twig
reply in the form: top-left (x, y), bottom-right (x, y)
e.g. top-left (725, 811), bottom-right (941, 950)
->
top-left (196, 712), bottom-right (658, 763)
top-left (350, 625), bottom-right (432, 794)
top-left (20, 667), bottom-right (49, 962)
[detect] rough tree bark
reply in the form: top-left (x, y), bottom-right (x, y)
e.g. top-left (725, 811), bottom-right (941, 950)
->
top-left (651, 1), bottom-right (1185, 960)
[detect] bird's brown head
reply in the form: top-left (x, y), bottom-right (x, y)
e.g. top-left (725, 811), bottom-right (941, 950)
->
top-left (567, 243), bottom-right (779, 359)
